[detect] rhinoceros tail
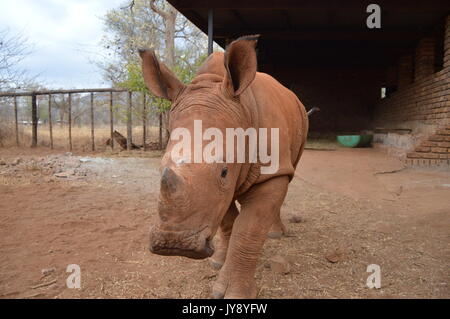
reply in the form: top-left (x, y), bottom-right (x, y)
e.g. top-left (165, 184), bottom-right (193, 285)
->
top-left (307, 107), bottom-right (320, 116)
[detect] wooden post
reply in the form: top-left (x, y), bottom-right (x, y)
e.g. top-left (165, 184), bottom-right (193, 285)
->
top-left (90, 92), bottom-right (95, 151)
top-left (14, 96), bottom-right (19, 146)
top-left (48, 94), bottom-right (53, 149)
top-left (127, 91), bottom-right (132, 151)
top-left (109, 91), bottom-right (114, 149)
top-left (31, 93), bottom-right (37, 147)
top-left (68, 93), bottom-right (72, 151)
top-left (142, 93), bottom-right (147, 151)
top-left (159, 112), bottom-right (162, 150)
top-left (208, 8), bottom-right (214, 55)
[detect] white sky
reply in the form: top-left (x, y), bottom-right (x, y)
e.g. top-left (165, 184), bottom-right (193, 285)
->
top-left (0, 0), bottom-right (126, 89)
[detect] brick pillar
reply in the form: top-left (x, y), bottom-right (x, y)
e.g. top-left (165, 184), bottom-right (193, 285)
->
top-left (444, 15), bottom-right (450, 69)
top-left (414, 37), bottom-right (435, 81)
top-left (386, 66), bottom-right (397, 87)
top-left (398, 55), bottom-right (413, 89)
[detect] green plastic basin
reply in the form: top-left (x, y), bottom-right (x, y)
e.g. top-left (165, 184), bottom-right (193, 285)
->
top-left (337, 134), bottom-right (373, 148)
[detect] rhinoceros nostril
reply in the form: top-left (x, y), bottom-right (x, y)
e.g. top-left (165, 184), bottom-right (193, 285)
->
top-left (221, 167), bottom-right (228, 178)
top-left (161, 167), bottom-right (181, 194)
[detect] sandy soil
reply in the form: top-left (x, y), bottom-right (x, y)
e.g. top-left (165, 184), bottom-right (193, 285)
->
top-left (0, 146), bottom-right (449, 299)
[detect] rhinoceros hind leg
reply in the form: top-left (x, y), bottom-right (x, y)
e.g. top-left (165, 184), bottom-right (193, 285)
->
top-left (209, 202), bottom-right (239, 270)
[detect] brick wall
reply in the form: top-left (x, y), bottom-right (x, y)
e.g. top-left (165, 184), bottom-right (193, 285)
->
top-left (373, 15), bottom-right (450, 166)
top-left (374, 68), bottom-right (450, 128)
top-left (398, 55), bottom-right (414, 89)
top-left (415, 38), bottom-right (436, 81)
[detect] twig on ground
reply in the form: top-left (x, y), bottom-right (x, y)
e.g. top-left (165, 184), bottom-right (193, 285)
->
top-left (30, 279), bottom-right (57, 289)
top-left (374, 167), bottom-right (406, 175)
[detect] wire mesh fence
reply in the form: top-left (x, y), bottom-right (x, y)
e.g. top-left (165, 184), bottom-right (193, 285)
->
top-left (0, 89), bottom-right (163, 151)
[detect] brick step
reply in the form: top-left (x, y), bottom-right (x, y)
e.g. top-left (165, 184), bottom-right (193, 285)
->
top-left (405, 158), bottom-right (450, 166)
top-left (414, 145), bottom-right (450, 153)
top-left (435, 129), bottom-right (450, 136)
top-left (418, 141), bottom-right (450, 148)
top-left (407, 152), bottom-right (449, 159)
top-left (405, 126), bottom-right (450, 166)
top-left (428, 134), bottom-right (450, 142)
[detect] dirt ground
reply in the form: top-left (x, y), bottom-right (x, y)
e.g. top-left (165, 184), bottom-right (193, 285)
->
top-left (0, 146), bottom-right (449, 299)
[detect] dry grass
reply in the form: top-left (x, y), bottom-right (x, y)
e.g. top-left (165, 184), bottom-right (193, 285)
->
top-left (0, 124), bottom-right (160, 151)
top-left (0, 123), bottom-right (17, 147)
top-left (305, 138), bottom-right (340, 150)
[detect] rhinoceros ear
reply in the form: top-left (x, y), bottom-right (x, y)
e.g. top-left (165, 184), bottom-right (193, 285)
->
top-left (223, 35), bottom-right (259, 97)
top-left (139, 49), bottom-right (185, 101)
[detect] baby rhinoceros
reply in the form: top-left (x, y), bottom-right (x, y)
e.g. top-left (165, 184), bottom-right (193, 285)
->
top-left (139, 35), bottom-right (308, 299)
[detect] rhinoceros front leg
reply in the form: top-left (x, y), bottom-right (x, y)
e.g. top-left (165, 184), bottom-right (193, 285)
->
top-left (210, 201), bottom-right (239, 269)
top-left (212, 176), bottom-right (289, 299)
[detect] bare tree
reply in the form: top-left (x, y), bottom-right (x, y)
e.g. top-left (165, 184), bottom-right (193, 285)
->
top-left (99, 0), bottom-right (208, 84)
top-left (0, 28), bottom-right (35, 91)
top-left (149, 0), bottom-right (177, 68)
top-left (99, 0), bottom-right (210, 147)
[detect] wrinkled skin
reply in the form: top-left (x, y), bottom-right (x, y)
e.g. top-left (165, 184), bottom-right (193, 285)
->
top-left (140, 35), bottom-right (308, 298)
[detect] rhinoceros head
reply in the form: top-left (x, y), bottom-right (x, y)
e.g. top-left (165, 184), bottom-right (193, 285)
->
top-left (139, 36), bottom-right (259, 259)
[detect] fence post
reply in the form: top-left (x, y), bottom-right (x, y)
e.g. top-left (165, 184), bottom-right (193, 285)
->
top-left (31, 93), bottom-right (37, 147)
top-left (208, 8), bottom-right (214, 55)
top-left (90, 92), bottom-right (95, 151)
top-left (48, 94), bottom-right (53, 149)
top-left (159, 112), bottom-right (162, 150)
top-left (143, 93), bottom-right (147, 151)
top-left (127, 91), bottom-right (133, 150)
top-left (68, 93), bottom-right (72, 151)
top-left (109, 91), bottom-right (114, 149)
top-left (14, 96), bottom-right (19, 146)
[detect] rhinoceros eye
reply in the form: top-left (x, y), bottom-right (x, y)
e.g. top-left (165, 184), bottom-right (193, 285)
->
top-left (221, 167), bottom-right (228, 178)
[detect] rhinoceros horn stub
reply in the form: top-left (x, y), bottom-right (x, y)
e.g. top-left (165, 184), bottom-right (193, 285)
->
top-left (161, 167), bottom-right (181, 194)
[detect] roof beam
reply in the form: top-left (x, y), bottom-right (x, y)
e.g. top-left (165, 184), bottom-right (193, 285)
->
top-left (231, 9), bottom-right (250, 29)
top-left (280, 10), bottom-right (293, 30)
top-left (212, 28), bottom-right (425, 42)
top-left (169, 0), bottom-right (450, 11)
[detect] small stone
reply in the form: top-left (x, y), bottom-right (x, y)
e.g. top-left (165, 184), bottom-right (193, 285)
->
top-left (288, 215), bottom-right (304, 223)
top-left (0, 159), bottom-right (6, 165)
top-left (41, 268), bottom-right (55, 276)
top-left (325, 249), bottom-right (346, 263)
top-left (11, 158), bottom-right (22, 166)
top-left (269, 255), bottom-right (291, 274)
top-left (43, 176), bottom-right (54, 183)
top-left (54, 169), bottom-right (75, 178)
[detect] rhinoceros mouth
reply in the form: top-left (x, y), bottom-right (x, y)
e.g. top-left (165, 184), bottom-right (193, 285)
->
top-left (149, 226), bottom-right (214, 260)
top-left (150, 239), bottom-right (214, 259)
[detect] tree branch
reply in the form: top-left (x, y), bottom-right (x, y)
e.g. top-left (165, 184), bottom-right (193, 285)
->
top-left (121, 0), bottom-right (135, 12)
top-left (150, 0), bottom-right (168, 19)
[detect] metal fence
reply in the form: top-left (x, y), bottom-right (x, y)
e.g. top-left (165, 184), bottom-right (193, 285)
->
top-left (0, 88), bottom-right (163, 151)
